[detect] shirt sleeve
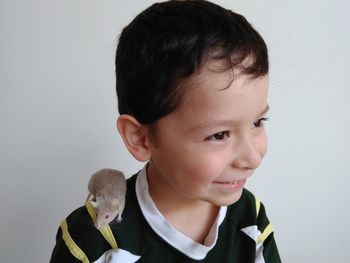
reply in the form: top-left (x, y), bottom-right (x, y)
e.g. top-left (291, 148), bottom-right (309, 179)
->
top-left (49, 226), bottom-right (82, 263)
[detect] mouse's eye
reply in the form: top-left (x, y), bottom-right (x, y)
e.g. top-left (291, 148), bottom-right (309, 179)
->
top-left (105, 215), bottom-right (109, 219)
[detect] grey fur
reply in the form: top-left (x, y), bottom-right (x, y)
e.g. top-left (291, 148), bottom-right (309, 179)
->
top-left (86, 168), bottom-right (126, 229)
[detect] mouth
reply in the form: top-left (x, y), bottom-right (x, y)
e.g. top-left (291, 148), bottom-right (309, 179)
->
top-left (214, 178), bottom-right (245, 184)
top-left (213, 179), bottom-right (247, 189)
top-left (215, 180), bottom-right (240, 185)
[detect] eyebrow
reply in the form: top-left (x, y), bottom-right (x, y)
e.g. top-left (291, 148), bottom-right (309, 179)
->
top-left (188, 104), bottom-right (270, 132)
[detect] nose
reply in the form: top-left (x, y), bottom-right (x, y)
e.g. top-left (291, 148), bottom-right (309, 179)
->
top-left (231, 133), bottom-right (264, 170)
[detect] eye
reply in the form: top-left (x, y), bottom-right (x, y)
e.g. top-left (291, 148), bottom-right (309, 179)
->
top-left (206, 131), bottom-right (230, 141)
top-left (252, 117), bottom-right (269, 128)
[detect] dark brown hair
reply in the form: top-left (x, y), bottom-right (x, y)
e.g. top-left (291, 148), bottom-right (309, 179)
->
top-left (115, 0), bottom-right (268, 124)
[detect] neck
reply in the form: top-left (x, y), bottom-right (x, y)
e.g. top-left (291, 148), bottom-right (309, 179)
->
top-left (146, 163), bottom-right (220, 244)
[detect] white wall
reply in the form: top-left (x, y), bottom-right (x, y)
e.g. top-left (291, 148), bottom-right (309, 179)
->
top-left (1, 1), bottom-right (349, 262)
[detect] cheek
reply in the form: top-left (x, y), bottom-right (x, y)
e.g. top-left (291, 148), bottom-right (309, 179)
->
top-left (152, 138), bottom-right (225, 188)
top-left (178, 148), bottom-right (225, 183)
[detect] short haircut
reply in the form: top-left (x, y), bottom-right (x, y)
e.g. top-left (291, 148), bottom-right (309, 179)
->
top-left (115, 0), bottom-right (268, 125)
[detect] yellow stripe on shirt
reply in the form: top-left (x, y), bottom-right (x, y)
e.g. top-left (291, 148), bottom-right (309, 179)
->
top-left (60, 219), bottom-right (90, 263)
top-left (257, 223), bottom-right (273, 244)
top-left (255, 196), bottom-right (261, 218)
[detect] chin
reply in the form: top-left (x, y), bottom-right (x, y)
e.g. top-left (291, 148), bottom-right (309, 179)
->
top-left (211, 189), bottom-right (244, 207)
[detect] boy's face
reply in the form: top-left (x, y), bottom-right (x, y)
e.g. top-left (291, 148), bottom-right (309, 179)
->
top-left (146, 61), bottom-right (269, 207)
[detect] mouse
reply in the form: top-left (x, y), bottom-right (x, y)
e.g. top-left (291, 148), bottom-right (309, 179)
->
top-left (86, 168), bottom-right (127, 229)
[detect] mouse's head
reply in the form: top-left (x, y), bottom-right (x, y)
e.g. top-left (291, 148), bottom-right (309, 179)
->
top-left (91, 196), bottom-right (120, 229)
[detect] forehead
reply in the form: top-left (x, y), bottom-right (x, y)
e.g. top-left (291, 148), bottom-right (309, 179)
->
top-left (176, 62), bottom-right (269, 118)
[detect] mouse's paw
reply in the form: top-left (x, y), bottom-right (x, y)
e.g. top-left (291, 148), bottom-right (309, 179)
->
top-left (115, 214), bottom-right (123, 223)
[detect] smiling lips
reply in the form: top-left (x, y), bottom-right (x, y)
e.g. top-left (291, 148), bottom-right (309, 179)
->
top-left (215, 179), bottom-right (245, 184)
top-left (215, 180), bottom-right (239, 185)
top-left (213, 179), bottom-right (247, 188)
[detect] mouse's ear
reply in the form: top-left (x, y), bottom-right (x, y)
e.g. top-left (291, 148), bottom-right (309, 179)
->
top-left (90, 198), bottom-right (99, 208)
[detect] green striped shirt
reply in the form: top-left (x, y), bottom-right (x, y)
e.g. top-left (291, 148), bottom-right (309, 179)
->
top-left (50, 170), bottom-right (281, 263)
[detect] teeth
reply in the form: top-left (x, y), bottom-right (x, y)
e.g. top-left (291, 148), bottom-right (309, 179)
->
top-left (229, 181), bottom-right (238, 185)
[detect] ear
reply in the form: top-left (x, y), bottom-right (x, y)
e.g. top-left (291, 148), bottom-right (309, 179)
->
top-left (90, 200), bottom-right (98, 208)
top-left (117, 114), bottom-right (151, 162)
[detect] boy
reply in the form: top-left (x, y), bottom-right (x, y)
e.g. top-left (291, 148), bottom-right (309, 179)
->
top-left (50, 0), bottom-right (281, 262)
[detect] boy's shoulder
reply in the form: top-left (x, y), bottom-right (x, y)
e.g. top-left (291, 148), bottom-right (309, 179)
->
top-left (50, 173), bottom-right (155, 262)
top-left (50, 202), bottom-right (116, 262)
top-left (228, 188), bottom-right (259, 221)
top-left (226, 188), bottom-right (271, 231)
top-left (60, 173), bottom-right (140, 236)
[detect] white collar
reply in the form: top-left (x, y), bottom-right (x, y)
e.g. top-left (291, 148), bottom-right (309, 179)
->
top-left (135, 164), bottom-right (227, 260)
